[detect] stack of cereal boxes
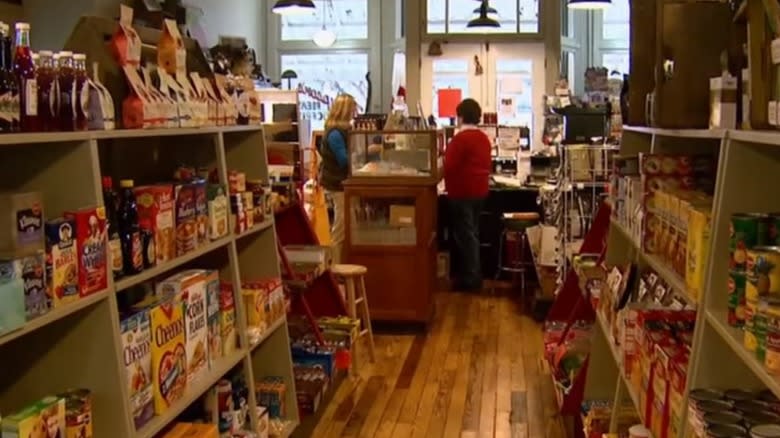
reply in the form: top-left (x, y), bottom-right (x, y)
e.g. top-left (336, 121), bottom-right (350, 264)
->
top-left (1, 389), bottom-right (93, 438)
top-left (120, 269), bottom-right (237, 428)
top-left (227, 171), bottom-right (272, 235)
top-left (240, 277), bottom-right (284, 345)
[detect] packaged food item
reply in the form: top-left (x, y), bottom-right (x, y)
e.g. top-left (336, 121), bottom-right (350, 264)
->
top-left (85, 64), bottom-right (116, 131)
top-left (203, 270), bottom-right (222, 367)
top-left (747, 246), bottom-right (780, 301)
top-left (45, 218), bottom-right (79, 307)
top-left (0, 259), bottom-right (25, 335)
top-left (122, 64), bottom-right (156, 129)
top-left (0, 191), bottom-right (44, 256)
top-left (228, 171), bottom-right (246, 194)
top-left (730, 213), bottom-right (770, 269)
top-left (256, 376), bottom-right (286, 419)
top-left (2, 251), bottom-right (48, 319)
top-left (175, 183), bottom-right (198, 256)
top-left (171, 270), bottom-right (208, 383)
top-left (1, 403), bottom-right (41, 438)
top-left (220, 283), bottom-right (237, 355)
top-left (728, 269), bottom-right (747, 327)
top-left (111, 5), bottom-right (141, 67)
top-left (121, 309), bottom-right (153, 429)
top-left (65, 207), bottom-right (108, 296)
top-left (193, 179), bottom-right (208, 246)
top-left (102, 177), bottom-right (124, 280)
top-left (256, 406), bottom-right (269, 438)
top-left (63, 391), bottom-right (93, 438)
top-left (150, 298), bottom-right (187, 414)
top-left (118, 180), bottom-right (144, 276)
top-left (36, 396), bottom-right (65, 437)
top-left (135, 184), bottom-right (175, 264)
top-left (207, 184), bottom-right (228, 240)
top-left (158, 19), bottom-right (186, 77)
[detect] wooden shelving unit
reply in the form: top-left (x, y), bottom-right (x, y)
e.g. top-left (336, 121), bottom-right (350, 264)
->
top-left (0, 126), bottom-right (300, 438)
top-left (584, 126), bottom-right (780, 437)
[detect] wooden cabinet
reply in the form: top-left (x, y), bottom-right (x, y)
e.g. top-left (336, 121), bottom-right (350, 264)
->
top-left (343, 179), bottom-right (437, 325)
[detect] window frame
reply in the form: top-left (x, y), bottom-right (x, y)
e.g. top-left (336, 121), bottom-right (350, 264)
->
top-left (421, 0), bottom-right (546, 41)
top-left (591, 0), bottom-right (629, 75)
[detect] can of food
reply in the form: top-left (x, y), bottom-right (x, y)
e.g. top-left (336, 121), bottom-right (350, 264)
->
top-left (727, 389), bottom-right (758, 403)
top-left (731, 269), bottom-right (748, 326)
top-left (706, 410), bottom-right (744, 428)
top-left (691, 389), bottom-right (727, 408)
top-left (64, 398), bottom-right (93, 438)
top-left (766, 303), bottom-right (780, 375)
top-left (747, 247), bottom-right (780, 300)
top-left (743, 411), bottom-right (780, 429)
top-left (732, 214), bottom-right (771, 269)
top-left (735, 400), bottom-right (772, 414)
top-left (750, 424), bottom-right (780, 438)
top-left (706, 423), bottom-right (748, 437)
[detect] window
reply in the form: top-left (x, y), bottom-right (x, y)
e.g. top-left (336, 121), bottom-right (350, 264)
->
top-left (431, 59), bottom-right (470, 125)
top-left (601, 51), bottom-right (629, 75)
top-left (281, 0), bottom-right (368, 41)
top-left (426, 0), bottom-right (539, 34)
top-left (495, 59), bottom-right (533, 133)
top-left (601, 0), bottom-right (629, 41)
top-left (280, 53), bottom-right (369, 131)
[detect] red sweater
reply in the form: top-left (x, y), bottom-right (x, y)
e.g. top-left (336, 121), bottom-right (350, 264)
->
top-left (444, 127), bottom-right (492, 199)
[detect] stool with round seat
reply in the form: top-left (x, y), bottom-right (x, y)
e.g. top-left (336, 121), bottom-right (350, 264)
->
top-left (331, 264), bottom-right (376, 371)
top-left (492, 212), bottom-right (541, 297)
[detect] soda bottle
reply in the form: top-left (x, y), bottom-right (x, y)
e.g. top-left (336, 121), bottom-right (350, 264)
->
top-left (118, 179), bottom-right (143, 276)
top-left (73, 53), bottom-right (88, 131)
top-left (13, 22), bottom-right (39, 132)
top-left (36, 50), bottom-right (57, 132)
top-left (57, 50), bottom-right (76, 131)
top-left (0, 22), bottom-right (14, 132)
top-left (2, 23), bottom-right (17, 132)
top-left (102, 176), bottom-right (124, 279)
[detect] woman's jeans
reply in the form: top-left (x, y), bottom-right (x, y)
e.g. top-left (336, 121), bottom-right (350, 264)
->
top-left (449, 198), bottom-right (484, 290)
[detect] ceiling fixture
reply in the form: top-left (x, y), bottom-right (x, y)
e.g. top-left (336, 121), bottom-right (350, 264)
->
top-left (272, 0), bottom-right (316, 15)
top-left (468, 0), bottom-right (500, 28)
top-left (473, 5), bottom-right (498, 14)
top-left (312, 0), bottom-right (336, 47)
top-left (567, 0), bottom-right (611, 10)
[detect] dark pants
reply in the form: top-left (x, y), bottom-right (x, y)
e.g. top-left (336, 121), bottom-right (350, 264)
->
top-left (449, 198), bottom-right (484, 291)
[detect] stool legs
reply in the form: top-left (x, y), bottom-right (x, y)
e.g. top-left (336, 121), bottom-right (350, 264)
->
top-left (493, 229), bottom-right (532, 298)
top-left (344, 277), bottom-right (359, 376)
top-left (358, 275), bottom-right (376, 362)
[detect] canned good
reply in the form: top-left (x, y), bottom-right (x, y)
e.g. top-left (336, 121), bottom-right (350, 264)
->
top-left (735, 400), bottom-right (772, 414)
top-left (691, 389), bottom-right (727, 407)
top-left (731, 269), bottom-right (748, 326)
top-left (751, 424), bottom-right (780, 438)
top-left (743, 411), bottom-right (780, 429)
top-left (727, 389), bottom-right (758, 403)
top-left (705, 410), bottom-right (744, 427)
top-left (766, 303), bottom-right (780, 375)
top-left (707, 423), bottom-right (748, 437)
top-left (731, 213), bottom-right (771, 269)
top-left (747, 247), bottom-right (780, 300)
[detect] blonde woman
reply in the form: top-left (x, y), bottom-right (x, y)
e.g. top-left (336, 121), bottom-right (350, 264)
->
top-left (318, 93), bottom-right (357, 264)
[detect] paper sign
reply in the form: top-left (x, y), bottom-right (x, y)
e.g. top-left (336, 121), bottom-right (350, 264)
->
top-left (437, 88), bottom-right (462, 118)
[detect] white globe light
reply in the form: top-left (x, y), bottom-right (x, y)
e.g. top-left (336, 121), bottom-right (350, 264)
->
top-left (312, 28), bottom-right (337, 48)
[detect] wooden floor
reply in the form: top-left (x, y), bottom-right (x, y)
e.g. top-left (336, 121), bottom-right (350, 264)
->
top-left (309, 291), bottom-right (566, 438)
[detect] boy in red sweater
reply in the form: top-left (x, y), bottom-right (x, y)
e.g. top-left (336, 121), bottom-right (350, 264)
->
top-left (444, 98), bottom-right (492, 292)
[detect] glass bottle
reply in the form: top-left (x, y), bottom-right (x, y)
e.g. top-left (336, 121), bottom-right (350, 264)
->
top-left (73, 53), bottom-right (88, 131)
top-left (118, 179), bottom-right (143, 276)
top-left (13, 22), bottom-right (39, 132)
top-left (36, 50), bottom-right (57, 132)
top-left (102, 176), bottom-right (124, 280)
top-left (0, 22), bottom-right (13, 132)
top-left (57, 51), bottom-right (76, 131)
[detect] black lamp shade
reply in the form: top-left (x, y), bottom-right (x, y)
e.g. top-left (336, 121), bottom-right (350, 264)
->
top-left (281, 69), bottom-right (298, 79)
top-left (468, 1), bottom-right (501, 28)
top-left (272, 0), bottom-right (316, 14)
top-left (567, 0), bottom-right (611, 9)
top-left (473, 6), bottom-right (498, 14)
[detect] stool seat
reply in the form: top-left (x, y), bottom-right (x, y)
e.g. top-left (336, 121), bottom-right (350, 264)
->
top-left (332, 264), bottom-right (368, 276)
top-left (503, 212), bottom-right (540, 221)
top-left (502, 212), bottom-right (540, 232)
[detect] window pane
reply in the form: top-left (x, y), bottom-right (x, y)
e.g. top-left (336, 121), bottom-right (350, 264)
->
top-left (427, 0), bottom-right (446, 33)
top-left (448, 0), bottom-right (518, 34)
top-left (602, 50), bottom-right (630, 75)
top-left (431, 59), bottom-right (469, 125)
top-left (496, 60), bottom-right (533, 133)
top-left (281, 0), bottom-right (368, 41)
top-left (602, 0), bottom-right (629, 42)
top-left (280, 53), bottom-right (369, 131)
top-left (519, 0), bottom-right (539, 33)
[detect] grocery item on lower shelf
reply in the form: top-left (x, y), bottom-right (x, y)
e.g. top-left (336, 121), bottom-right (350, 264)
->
top-left (239, 277), bottom-right (284, 345)
top-left (0, 389), bottom-right (92, 438)
top-left (687, 388), bottom-right (780, 437)
top-left (543, 320), bottom-right (591, 392)
top-left (582, 400), bottom-right (641, 438)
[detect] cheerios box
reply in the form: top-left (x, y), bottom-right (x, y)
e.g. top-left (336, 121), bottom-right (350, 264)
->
top-left (1, 403), bottom-right (43, 438)
top-left (45, 218), bottom-right (80, 307)
top-left (121, 307), bottom-right (154, 429)
top-left (157, 271), bottom-right (208, 384)
top-left (150, 297), bottom-right (187, 414)
top-left (201, 270), bottom-right (222, 368)
top-left (219, 282), bottom-right (237, 355)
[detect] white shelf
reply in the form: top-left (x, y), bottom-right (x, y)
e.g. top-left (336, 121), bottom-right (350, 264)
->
top-left (728, 129), bottom-right (780, 146)
top-left (136, 349), bottom-right (248, 438)
top-left (0, 288), bottom-right (109, 347)
top-left (249, 317), bottom-right (287, 351)
top-left (236, 218), bottom-right (275, 241)
top-left (623, 126), bottom-right (726, 139)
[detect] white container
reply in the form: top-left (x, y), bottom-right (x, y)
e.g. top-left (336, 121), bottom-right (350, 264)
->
top-left (629, 424), bottom-right (651, 438)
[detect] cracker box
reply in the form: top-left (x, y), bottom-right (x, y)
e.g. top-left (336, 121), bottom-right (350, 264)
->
top-left (121, 309), bottom-right (154, 429)
top-left (150, 298), bottom-right (187, 414)
top-left (174, 183), bottom-right (198, 256)
top-left (202, 270), bottom-right (222, 368)
top-left (37, 396), bottom-right (65, 438)
top-left (220, 283), bottom-right (237, 355)
top-left (45, 218), bottom-right (79, 307)
top-left (1, 403), bottom-right (42, 438)
top-left (64, 207), bottom-right (108, 296)
top-left (193, 180), bottom-right (208, 246)
top-left (134, 184), bottom-right (175, 264)
top-left (0, 191), bottom-right (44, 256)
top-left (207, 184), bottom-right (228, 240)
top-left (0, 259), bottom-right (25, 335)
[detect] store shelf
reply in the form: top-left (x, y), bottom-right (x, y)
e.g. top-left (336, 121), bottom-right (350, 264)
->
top-left (236, 218), bottom-right (275, 240)
top-left (705, 309), bottom-right (780, 398)
top-left (623, 126), bottom-right (726, 139)
top-left (136, 349), bottom-right (248, 438)
top-left (0, 288), bottom-right (110, 348)
top-left (249, 317), bottom-right (287, 351)
top-left (115, 236), bottom-right (234, 292)
top-left (728, 130), bottom-right (780, 147)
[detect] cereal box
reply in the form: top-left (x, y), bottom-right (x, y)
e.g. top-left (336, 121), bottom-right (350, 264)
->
top-left (207, 185), bottom-right (228, 240)
top-left (0, 260), bottom-right (25, 336)
top-left (0, 191), bottom-right (44, 256)
top-left (37, 396), bottom-right (65, 438)
top-left (193, 180), bottom-right (208, 246)
top-left (1, 403), bottom-right (43, 438)
top-left (64, 207), bottom-right (108, 296)
top-left (182, 272), bottom-right (208, 383)
top-left (150, 298), bottom-right (187, 414)
top-left (220, 283), bottom-right (237, 355)
top-left (174, 184), bottom-right (198, 256)
top-left (45, 218), bottom-right (79, 307)
top-left (60, 389), bottom-right (93, 438)
top-left (135, 184), bottom-right (175, 264)
top-left (1, 252), bottom-right (48, 320)
top-left (121, 309), bottom-right (154, 429)
top-left (203, 270), bottom-right (222, 368)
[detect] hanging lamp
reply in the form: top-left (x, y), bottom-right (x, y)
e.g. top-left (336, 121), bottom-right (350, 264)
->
top-left (467, 0), bottom-right (500, 28)
top-left (312, 0), bottom-right (336, 47)
top-left (567, 0), bottom-right (611, 10)
top-left (473, 5), bottom-right (498, 14)
top-left (272, 0), bottom-right (316, 15)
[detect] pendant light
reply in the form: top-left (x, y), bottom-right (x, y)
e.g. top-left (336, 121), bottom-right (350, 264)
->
top-left (312, 0), bottom-right (336, 47)
top-left (468, 0), bottom-right (500, 28)
top-left (272, 0), bottom-right (316, 15)
top-left (567, 0), bottom-right (611, 10)
top-left (473, 5), bottom-right (498, 14)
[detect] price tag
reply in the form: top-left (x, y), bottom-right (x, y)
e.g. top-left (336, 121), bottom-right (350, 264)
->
top-left (772, 38), bottom-right (780, 64)
top-left (769, 101), bottom-right (778, 126)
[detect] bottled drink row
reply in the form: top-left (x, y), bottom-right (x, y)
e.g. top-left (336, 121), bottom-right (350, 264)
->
top-left (1, 21), bottom-right (90, 133)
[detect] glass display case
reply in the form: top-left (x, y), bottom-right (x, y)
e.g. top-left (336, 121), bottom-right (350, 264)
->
top-left (349, 195), bottom-right (418, 246)
top-left (348, 130), bottom-right (440, 180)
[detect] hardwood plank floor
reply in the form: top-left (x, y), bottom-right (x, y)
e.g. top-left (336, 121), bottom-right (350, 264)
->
top-left (309, 291), bottom-right (565, 438)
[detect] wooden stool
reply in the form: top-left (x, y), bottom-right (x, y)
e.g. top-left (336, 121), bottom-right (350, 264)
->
top-left (332, 264), bottom-right (376, 368)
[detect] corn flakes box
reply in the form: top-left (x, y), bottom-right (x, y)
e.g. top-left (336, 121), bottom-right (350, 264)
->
top-left (1, 403), bottom-right (42, 438)
top-left (150, 298), bottom-right (187, 414)
top-left (179, 271), bottom-right (208, 384)
top-left (202, 270), bottom-right (222, 368)
top-left (121, 308), bottom-right (154, 429)
top-left (36, 396), bottom-right (65, 438)
top-left (219, 283), bottom-right (237, 355)
top-left (45, 218), bottom-right (79, 307)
